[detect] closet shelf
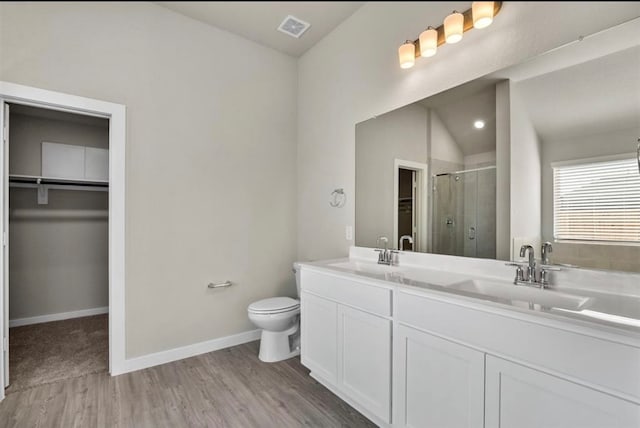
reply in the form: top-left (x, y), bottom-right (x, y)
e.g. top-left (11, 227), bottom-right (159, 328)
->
top-left (9, 174), bottom-right (108, 188)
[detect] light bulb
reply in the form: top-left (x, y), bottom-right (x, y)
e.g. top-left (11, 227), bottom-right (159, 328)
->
top-left (398, 41), bottom-right (415, 69)
top-left (419, 27), bottom-right (438, 58)
top-left (474, 120), bottom-right (485, 129)
top-left (444, 11), bottom-right (464, 44)
top-left (472, 2), bottom-right (494, 29)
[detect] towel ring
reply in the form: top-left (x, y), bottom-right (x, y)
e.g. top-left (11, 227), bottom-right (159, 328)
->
top-left (330, 188), bottom-right (346, 208)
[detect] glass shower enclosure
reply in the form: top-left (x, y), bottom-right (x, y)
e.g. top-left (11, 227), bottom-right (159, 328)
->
top-left (432, 167), bottom-right (496, 259)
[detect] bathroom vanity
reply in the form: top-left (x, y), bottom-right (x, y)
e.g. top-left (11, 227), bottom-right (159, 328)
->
top-left (299, 248), bottom-right (640, 428)
top-left (309, 18), bottom-right (640, 427)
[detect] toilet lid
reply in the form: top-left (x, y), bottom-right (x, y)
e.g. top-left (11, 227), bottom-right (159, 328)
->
top-left (248, 297), bottom-right (300, 313)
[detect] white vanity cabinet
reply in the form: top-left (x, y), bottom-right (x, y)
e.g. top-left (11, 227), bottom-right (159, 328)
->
top-left (397, 289), bottom-right (640, 428)
top-left (485, 355), bottom-right (640, 428)
top-left (300, 264), bottom-right (640, 428)
top-left (394, 325), bottom-right (484, 428)
top-left (300, 269), bottom-right (393, 426)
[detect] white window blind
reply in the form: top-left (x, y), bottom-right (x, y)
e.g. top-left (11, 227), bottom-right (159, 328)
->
top-left (553, 157), bottom-right (640, 243)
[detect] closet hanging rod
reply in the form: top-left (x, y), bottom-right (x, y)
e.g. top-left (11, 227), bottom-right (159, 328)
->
top-left (10, 209), bottom-right (108, 219)
top-left (9, 182), bottom-right (108, 193)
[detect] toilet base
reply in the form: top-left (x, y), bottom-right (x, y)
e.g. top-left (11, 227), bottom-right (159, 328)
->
top-left (258, 323), bottom-right (300, 363)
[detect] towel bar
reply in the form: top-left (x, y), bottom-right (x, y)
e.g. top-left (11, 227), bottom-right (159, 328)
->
top-left (208, 281), bottom-right (232, 289)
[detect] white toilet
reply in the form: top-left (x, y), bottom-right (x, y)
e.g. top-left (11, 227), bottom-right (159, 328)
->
top-left (247, 263), bottom-right (301, 362)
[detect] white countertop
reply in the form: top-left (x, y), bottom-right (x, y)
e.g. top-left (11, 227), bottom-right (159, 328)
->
top-left (299, 248), bottom-right (640, 345)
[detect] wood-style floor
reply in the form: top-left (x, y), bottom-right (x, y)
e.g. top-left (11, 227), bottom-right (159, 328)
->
top-left (0, 341), bottom-right (375, 428)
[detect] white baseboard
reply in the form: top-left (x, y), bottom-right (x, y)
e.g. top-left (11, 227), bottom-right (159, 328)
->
top-left (9, 306), bottom-right (109, 328)
top-left (115, 329), bottom-right (261, 376)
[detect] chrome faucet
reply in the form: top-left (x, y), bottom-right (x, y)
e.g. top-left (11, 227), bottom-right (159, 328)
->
top-left (374, 236), bottom-right (397, 265)
top-left (541, 242), bottom-right (553, 265)
top-left (519, 245), bottom-right (536, 283)
top-left (399, 235), bottom-right (414, 251)
top-left (508, 243), bottom-right (560, 288)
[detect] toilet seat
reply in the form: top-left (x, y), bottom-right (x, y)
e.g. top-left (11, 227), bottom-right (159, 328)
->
top-left (248, 297), bottom-right (300, 314)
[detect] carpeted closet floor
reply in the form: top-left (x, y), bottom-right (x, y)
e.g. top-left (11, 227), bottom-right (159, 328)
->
top-left (6, 314), bottom-right (108, 393)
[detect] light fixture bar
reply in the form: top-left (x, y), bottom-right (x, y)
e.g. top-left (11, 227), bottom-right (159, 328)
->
top-left (411, 1), bottom-right (502, 58)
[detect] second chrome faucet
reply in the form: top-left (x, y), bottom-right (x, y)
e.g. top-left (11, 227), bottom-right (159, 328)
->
top-left (510, 243), bottom-right (559, 288)
top-left (399, 235), bottom-right (413, 252)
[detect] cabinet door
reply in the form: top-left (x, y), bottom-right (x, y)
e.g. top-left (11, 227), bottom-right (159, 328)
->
top-left (485, 355), bottom-right (640, 428)
top-left (338, 305), bottom-right (391, 423)
top-left (394, 325), bottom-right (485, 428)
top-left (300, 292), bottom-right (337, 383)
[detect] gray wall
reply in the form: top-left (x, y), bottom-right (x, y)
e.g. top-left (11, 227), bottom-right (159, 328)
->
top-left (509, 83), bottom-right (542, 259)
top-left (355, 103), bottom-right (428, 248)
top-left (10, 112), bottom-right (109, 176)
top-left (9, 113), bottom-right (109, 320)
top-left (0, 2), bottom-right (298, 358)
top-left (495, 81), bottom-right (511, 261)
top-left (429, 110), bottom-right (464, 170)
top-left (354, 103), bottom-right (467, 250)
top-left (465, 151), bottom-right (496, 169)
top-left (541, 127), bottom-right (640, 272)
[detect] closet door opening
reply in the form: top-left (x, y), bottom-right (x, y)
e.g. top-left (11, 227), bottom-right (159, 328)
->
top-left (3, 103), bottom-right (109, 393)
top-left (393, 159), bottom-right (428, 252)
top-left (397, 168), bottom-right (416, 251)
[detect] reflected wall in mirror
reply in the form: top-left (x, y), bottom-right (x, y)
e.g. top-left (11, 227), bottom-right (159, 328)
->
top-left (356, 78), bottom-right (498, 258)
top-left (355, 18), bottom-right (640, 273)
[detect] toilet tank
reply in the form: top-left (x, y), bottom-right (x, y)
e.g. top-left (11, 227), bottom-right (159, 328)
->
top-left (293, 262), bottom-right (301, 297)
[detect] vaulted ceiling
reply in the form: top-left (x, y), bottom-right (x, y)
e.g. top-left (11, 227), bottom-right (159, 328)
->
top-left (155, 2), bottom-right (364, 57)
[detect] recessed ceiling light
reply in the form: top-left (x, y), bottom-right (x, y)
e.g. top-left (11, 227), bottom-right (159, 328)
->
top-left (277, 15), bottom-right (311, 39)
top-left (474, 120), bottom-right (485, 129)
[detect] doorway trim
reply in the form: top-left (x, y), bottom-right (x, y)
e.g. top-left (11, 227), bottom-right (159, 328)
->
top-left (0, 81), bottom-right (126, 400)
top-left (393, 159), bottom-right (428, 252)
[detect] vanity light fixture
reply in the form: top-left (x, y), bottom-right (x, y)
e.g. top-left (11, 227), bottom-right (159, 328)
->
top-left (419, 27), bottom-right (438, 57)
top-left (398, 40), bottom-right (416, 69)
top-left (444, 11), bottom-right (464, 44)
top-left (398, 2), bottom-right (502, 69)
top-left (472, 1), bottom-right (495, 29)
top-left (474, 120), bottom-right (485, 129)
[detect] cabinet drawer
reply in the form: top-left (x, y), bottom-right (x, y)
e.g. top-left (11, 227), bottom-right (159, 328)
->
top-left (301, 269), bottom-right (392, 317)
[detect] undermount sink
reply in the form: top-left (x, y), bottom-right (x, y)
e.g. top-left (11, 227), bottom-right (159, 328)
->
top-left (328, 260), bottom-right (406, 275)
top-left (446, 279), bottom-right (592, 311)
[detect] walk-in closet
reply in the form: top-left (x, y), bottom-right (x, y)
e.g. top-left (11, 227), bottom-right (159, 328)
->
top-left (4, 104), bottom-right (109, 392)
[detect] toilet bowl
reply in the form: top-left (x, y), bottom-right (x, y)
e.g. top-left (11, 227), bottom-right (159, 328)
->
top-left (247, 263), bottom-right (302, 362)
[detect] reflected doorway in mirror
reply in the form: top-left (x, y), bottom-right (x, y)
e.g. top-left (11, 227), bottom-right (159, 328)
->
top-left (393, 159), bottom-right (428, 252)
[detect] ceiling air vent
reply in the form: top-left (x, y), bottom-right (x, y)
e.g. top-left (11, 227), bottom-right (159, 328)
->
top-left (277, 15), bottom-right (311, 39)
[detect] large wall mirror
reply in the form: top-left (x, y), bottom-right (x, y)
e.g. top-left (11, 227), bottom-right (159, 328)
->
top-left (355, 18), bottom-right (640, 273)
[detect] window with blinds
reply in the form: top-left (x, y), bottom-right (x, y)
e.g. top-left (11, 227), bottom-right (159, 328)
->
top-left (553, 157), bottom-right (640, 243)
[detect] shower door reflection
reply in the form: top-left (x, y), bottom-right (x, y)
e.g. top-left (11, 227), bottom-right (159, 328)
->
top-left (432, 167), bottom-right (496, 258)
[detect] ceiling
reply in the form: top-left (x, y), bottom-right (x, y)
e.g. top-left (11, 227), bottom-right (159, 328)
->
top-left (155, 2), bottom-right (364, 57)
top-left (414, 44), bottom-right (640, 155)
top-left (516, 45), bottom-right (640, 141)
top-left (420, 80), bottom-right (498, 156)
